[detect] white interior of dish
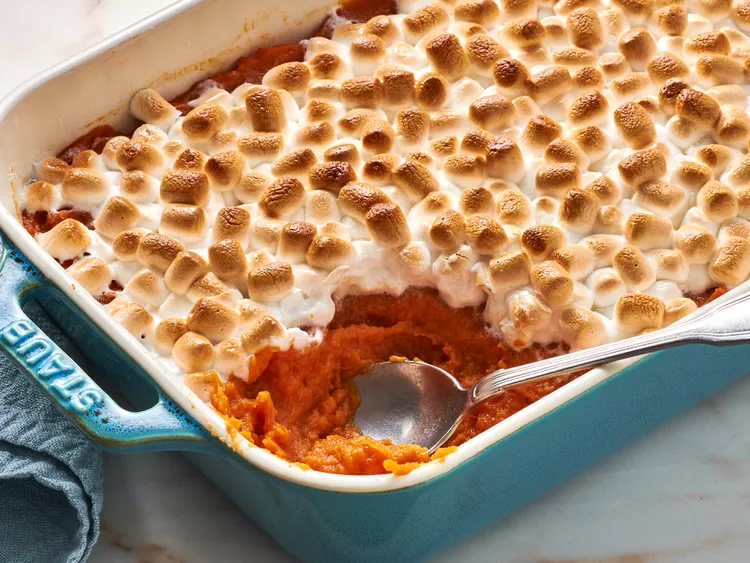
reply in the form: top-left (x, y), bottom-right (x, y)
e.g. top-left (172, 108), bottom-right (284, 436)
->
top-left (0, 0), bottom-right (746, 493)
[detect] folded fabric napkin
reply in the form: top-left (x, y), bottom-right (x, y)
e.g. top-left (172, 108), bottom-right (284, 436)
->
top-left (0, 301), bottom-right (102, 563)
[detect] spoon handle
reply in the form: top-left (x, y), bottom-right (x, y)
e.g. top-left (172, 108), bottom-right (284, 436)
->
top-left (468, 289), bottom-right (750, 407)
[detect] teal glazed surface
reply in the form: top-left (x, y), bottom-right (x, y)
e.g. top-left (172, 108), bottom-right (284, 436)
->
top-left (0, 233), bottom-right (212, 453)
top-left (2, 231), bottom-right (750, 562)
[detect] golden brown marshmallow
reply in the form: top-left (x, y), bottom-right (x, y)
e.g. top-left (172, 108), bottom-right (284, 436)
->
top-left (709, 237), bottom-right (750, 287)
top-left (37, 219), bottom-right (91, 262)
top-left (36, 157), bottom-right (69, 184)
top-left (675, 89), bottom-right (722, 130)
top-left (340, 77), bottom-right (383, 109)
top-left (559, 307), bottom-right (608, 349)
top-left (271, 148), bottom-right (317, 178)
top-left (126, 268), bottom-right (169, 308)
top-left (550, 244), bottom-right (595, 280)
top-left (430, 209), bottom-right (467, 250)
top-left (531, 260), bottom-right (574, 307)
top-left (544, 139), bottom-right (590, 168)
top-left (366, 203), bottom-right (411, 248)
top-left (493, 58), bottom-right (530, 96)
top-left (461, 128), bottom-right (495, 155)
top-left (523, 115), bottom-right (563, 152)
top-left (459, 186), bottom-right (494, 216)
top-left (24, 181), bottom-right (55, 212)
top-left (324, 144), bottom-right (361, 167)
top-left (454, 0), bottom-right (501, 24)
top-left (160, 171), bottom-right (210, 207)
top-left (634, 181), bottom-right (687, 217)
top-left (362, 154), bottom-right (399, 186)
top-left (495, 189), bottom-right (533, 226)
top-left (257, 176), bottom-right (305, 220)
top-left (378, 67), bottom-right (416, 108)
top-left (262, 62), bottom-right (311, 99)
top-left (618, 147), bottom-right (667, 186)
top-left (130, 88), bottom-right (179, 130)
top-left (486, 137), bottom-right (525, 184)
top-left (614, 102), bottom-right (656, 149)
top-left (154, 318), bottom-right (188, 355)
top-left (212, 207), bottom-right (251, 244)
top-left (186, 297), bottom-right (241, 344)
top-left (655, 4), bottom-right (687, 36)
top-left (237, 133), bottom-right (284, 164)
top-left (615, 293), bottom-right (665, 332)
top-left (112, 302), bottom-right (154, 340)
top-left (403, 3), bottom-right (450, 43)
top-left (568, 90), bottom-right (610, 126)
top-left (526, 66), bottom-right (571, 105)
top-left (173, 148), bottom-right (208, 172)
top-left (695, 144), bottom-right (736, 176)
top-left (465, 215), bottom-right (508, 254)
top-left (205, 151), bottom-right (245, 191)
top-left (136, 233), bottom-right (184, 272)
top-left (469, 95), bottom-right (517, 133)
top-left (558, 188), bottom-right (601, 233)
top-left (618, 28), bottom-right (657, 71)
top-left (489, 250), bottom-right (532, 290)
top-left (181, 104), bottom-right (227, 141)
top-left (569, 125), bottom-right (611, 164)
top-left (172, 332), bottom-right (214, 372)
top-left (613, 244), bottom-right (656, 290)
top-left (306, 235), bottom-right (355, 269)
top-left (713, 106), bottom-right (750, 149)
top-left (521, 224), bottom-right (566, 260)
top-left (415, 72), bottom-right (449, 110)
top-left (698, 181), bottom-right (739, 223)
top-left (624, 212), bottom-right (672, 253)
top-left (465, 34), bottom-right (508, 73)
top-left (566, 8), bottom-right (604, 50)
top-left (69, 257), bottom-right (111, 295)
top-left (396, 109), bottom-right (430, 145)
top-left (93, 196), bottom-right (140, 239)
top-left (663, 298), bottom-right (697, 326)
top-left (443, 154), bottom-right (486, 187)
top-left (61, 168), bottom-right (108, 205)
top-left (536, 163), bottom-right (581, 196)
top-left (504, 18), bottom-right (547, 48)
top-left (277, 221), bottom-right (315, 263)
top-left (164, 251), bottom-right (209, 295)
top-left (361, 119), bottom-right (395, 154)
top-left (674, 225), bottom-right (717, 264)
top-left (206, 239), bottom-right (247, 283)
top-left (338, 182), bottom-right (391, 222)
top-left (364, 15), bottom-right (400, 44)
top-left (673, 160), bottom-right (713, 191)
top-left (186, 272), bottom-right (230, 302)
top-left (392, 161), bottom-right (439, 201)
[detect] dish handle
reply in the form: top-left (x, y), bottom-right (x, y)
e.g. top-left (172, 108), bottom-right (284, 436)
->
top-left (0, 233), bottom-right (219, 455)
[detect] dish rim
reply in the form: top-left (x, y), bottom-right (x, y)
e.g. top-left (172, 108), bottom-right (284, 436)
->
top-left (0, 0), bottom-right (741, 493)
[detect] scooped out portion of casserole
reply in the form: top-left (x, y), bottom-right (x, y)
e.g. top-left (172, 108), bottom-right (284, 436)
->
top-left (18, 0), bottom-right (747, 474)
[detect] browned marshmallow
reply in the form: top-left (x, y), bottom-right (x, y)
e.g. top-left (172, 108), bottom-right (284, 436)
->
top-left (241, 315), bottom-right (286, 354)
top-left (237, 133), bottom-right (284, 163)
top-left (613, 244), bottom-right (656, 290)
top-left (465, 34), bottom-right (508, 73)
top-left (164, 251), bottom-right (209, 295)
top-left (465, 215), bottom-right (508, 254)
top-left (696, 144), bottom-right (736, 176)
top-left (392, 161), bottom-right (439, 200)
top-left (366, 203), bottom-right (411, 248)
top-left (362, 154), bottom-right (400, 186)
top-left (443, 154), bottom-right (486, 187)
top-left (531, 260), bottom-right (574, 307)
top-left (396, 109), bottom-right (430, 145)
top-left (675, 89), bottom-right (722, 130)
top-left (550, 244), bottom-right (595, 280)
top-left (614, 102), bottom-right (656, 149)
top-left (137, 233), bottom-right (185, 271)
top-left (663, 297), bottom-right (697, 326)
top-left (277, 221), bottom-right (315, 263)
top-left (306, 235), bottom-right (355, 269)
top-left (324, 144), bottom-right (361, 167)
top-left (271, 148), bottom-right (317, 178)
top-left (526, 66), bottom-right (571, 104)
top-left (182, 104), bottom-right (227, 141)
top-left (36, 157), bottom-right (69, 184)
top-left (112, 229), bottom-right (147, 262)
top-left (112, 302), bottom-right (153, 340)
top-left (522, 115), bottom-right (563, 152)
top-left (675, 225), bottom-right (718, 264)
top-left (493, 57), bottom-right (530, 96)
top-left (379, 67), bottom-right (416, 108)
top-left (263, 62), bottom-right (311, 99)
top-left (559, 307), bottom-right (607, 348)
top-left (504, 18), bottom-right (546, 48)
top-left (245, 261), bottom-right (294, 302)
top-left (558, 188), bottom-right (601, 233)
top-left (340, 77), bottom-right (383, 109)
top-left (61, 168), bottom-right (108, 204)
top-left (172, 332), bottom-right (214, 372)
top-left (430, 209), bottom-right (467, 250)
top-left (415, 72), bottom-right (449, 110)
top-left (469, 95), bottom-right (517, 132)
top-left (93, 196), bottom-right (140, 238)
top-left (489, 250), bottom-right (532, 290)
top-left (130, 88), bottom-right (179, 129)
top-left (496, 189), bottom-right (533, 226)
top-left (486, 137), bottom-right (525, 183)
top-left (455, 0), bottom-right (501, 24)
top-left (634, 181), bottom-right (687, 217)
top-left (713, 106), bottom-right (750, 149)
top-left (206, 239), bottom-right (247, 282)
top-left (618, 28), bottom-right (657, 71)
top-left (536, 163), bottom-right (581, 196)
top-left (618, 147), bottom-right (667, 186)
top-left (205, 151), bottom-right (245, 191)
top-left (566, 8), bottom-right (604, 50)
top-left (24, 181), bottom-right (54, 212)
top-left (154, 318), bottom-right (188, 355)
top-left (126, 268), bottom-right (169, 308)
top-left (338, 182), bottom-right (391, 222)
top-left (698, 181), bottom-right (739, 223)
top-left (568, 90), bottom-right (609, 126)
top-left (459, 186), bottom-right (494, 216)
top-left (544, 139), bottom-right (590, 168)
top-left (615, 293), bottom-right (665, 332)
top-left (569, 125), bottom-right (611, 163)
top-left (521, 224), bottom-right (566, 259)
top-left (709, 237), bottom-right (750, 286)
top-left (160, 171), bottom-right (210, 206)
top-left (361, 119), bottom-right (395, 154)
top-left (364, 15), bottom-right (400, 43)
top-left (69, 257), bottom-right (111, 295)
top-left (461, 128), bottom-right (495, 155)
top-left (403, 3), bottom-right (450, 42)
top-left (625, 212), bottom-right (673, 250)
top-left (673, 160), bottom-right (713, 191)
top-left (258, 176), bottom-right (305, 219)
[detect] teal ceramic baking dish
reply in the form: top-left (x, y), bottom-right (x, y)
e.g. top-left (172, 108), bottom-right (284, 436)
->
top-left (1, 1), bottom-right (749, 561)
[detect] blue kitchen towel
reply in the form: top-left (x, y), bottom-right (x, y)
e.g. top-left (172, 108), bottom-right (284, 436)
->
top-left (0, 301), bottom-right (102, 563)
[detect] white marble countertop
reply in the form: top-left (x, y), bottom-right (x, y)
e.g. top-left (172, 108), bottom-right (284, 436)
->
top-left (4, 2), bottom-right (750, 562)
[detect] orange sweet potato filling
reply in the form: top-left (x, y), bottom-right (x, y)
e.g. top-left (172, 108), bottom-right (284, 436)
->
top-left (209, 289), bottom-right (580, 475)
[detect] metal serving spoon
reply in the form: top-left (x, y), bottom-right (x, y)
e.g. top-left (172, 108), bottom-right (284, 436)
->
top-left (354, 289), bottom-right (750, 454)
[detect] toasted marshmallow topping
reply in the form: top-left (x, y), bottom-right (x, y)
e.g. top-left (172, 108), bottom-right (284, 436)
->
top-left (23, 0), bottom-right (750, 388)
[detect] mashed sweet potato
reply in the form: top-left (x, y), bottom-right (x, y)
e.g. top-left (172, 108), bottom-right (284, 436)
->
top-left (210, 289), bottom-right (580, 475)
